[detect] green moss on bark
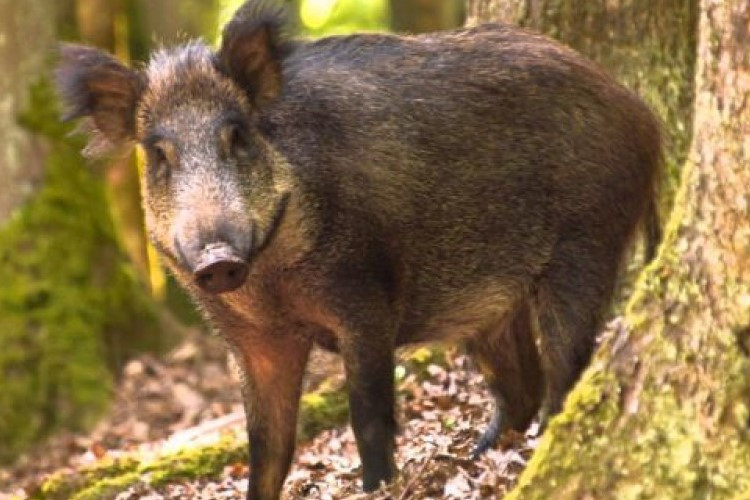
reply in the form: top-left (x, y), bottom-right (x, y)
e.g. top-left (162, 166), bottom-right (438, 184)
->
top-left (508, 178), bottom-right (750, 499)
top-left (0, 79), bottom-right (160, 463)
top-left (36, 437), bottom-right (248, 500)
top-left (510, 326), bottom-right (750, 499)
top-left (37, 437), bottom-right (247, 500)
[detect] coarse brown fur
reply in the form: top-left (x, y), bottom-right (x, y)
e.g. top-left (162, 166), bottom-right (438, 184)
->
top-left (56, 1), bottom-right (663, 498)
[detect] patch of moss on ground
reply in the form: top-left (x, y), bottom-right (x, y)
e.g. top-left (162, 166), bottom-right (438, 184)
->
top-left (37, 457), bottom-right (139, 500)
top-left (36, 437), bottom-right (247, 500)
top-left (0, 78), bottom-right (160, 463)
top-left (299, 382), bottom-right (349, 441)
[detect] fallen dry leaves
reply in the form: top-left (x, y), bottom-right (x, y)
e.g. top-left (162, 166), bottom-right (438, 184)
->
top-left (1, 331), bottom-right (538, 499)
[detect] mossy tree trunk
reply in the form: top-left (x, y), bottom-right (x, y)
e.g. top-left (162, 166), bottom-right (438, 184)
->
top-left (478, 0), bottom-right (749, 496)
top-left (0, 0), bottom-right (162, 464)
top-left (467, 0), bottom-right (697, 209)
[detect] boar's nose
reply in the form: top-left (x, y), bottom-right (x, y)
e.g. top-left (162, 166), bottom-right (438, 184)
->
top-left (193, 243), bottom-right (249, 294)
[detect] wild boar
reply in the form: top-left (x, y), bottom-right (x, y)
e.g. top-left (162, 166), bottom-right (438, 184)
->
top-left (56, 1), bottom-right (662, 498)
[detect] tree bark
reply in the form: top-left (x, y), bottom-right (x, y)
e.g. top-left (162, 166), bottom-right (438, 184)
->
top-left (73, 0), bottom-right (156, 284)
top-left (0, 0), bottom-right (53, 220)
top-left (501, 0), bottom-right (750, 496)
top-left (136, 0), bottom-right (222, 47)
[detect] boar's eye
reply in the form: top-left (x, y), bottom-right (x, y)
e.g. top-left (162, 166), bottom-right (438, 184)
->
top-left (219, 120), bottom-right (253, 164)
top-left (146, 139), bottom-right (177, 184)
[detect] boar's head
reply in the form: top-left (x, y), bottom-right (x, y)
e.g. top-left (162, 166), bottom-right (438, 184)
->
top-left (56, 2), bottom-right (291, 294)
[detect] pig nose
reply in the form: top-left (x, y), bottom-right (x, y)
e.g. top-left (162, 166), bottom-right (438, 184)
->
top-left (193, 244), bottom-right (249, 294)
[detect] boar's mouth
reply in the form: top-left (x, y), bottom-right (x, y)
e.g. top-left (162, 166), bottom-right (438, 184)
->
top-left (193, 245), bottom-right (249, 294)
top-left (151, 192), bottom-right (291, 294)
top-left (192, 191), bottom-right (291, 294)
top-left (250, 191), bottom-right (290, 258)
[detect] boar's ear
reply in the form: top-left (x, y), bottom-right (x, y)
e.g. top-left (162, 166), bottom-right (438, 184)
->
top-left (217, 0), bottom-right (289, 106)
top-left (55, 43), bottom-right (143, 155)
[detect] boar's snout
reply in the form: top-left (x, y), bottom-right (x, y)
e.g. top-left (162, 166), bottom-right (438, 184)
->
top-left (193, 243), bottom-right (249, 294)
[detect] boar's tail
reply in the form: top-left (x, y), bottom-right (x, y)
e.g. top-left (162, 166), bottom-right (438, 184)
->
top-left (643, 195), bottom-right (661, 262)
top-left (641, 125), bottom-right (663, 263)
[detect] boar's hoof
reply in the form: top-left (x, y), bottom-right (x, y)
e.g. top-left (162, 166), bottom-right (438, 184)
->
top-left (193, 245), bottom-right (248, 294)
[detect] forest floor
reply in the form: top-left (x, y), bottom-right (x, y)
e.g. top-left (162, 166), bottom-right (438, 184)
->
top-left (0, 329), bottom-right (538, 499)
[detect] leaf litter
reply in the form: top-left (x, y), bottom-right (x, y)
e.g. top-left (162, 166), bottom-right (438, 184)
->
top-left (1, 329), bottom-right (537, 499)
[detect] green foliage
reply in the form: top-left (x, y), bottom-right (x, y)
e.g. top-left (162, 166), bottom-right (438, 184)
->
top-left (217, 0), bottom-right (388, 42)
top-left (0, 78), bottom-right (159, 463)
top-left (298, 382), bottom-right (349, 440)
top-left (298, 0), bottom-right (388, 35)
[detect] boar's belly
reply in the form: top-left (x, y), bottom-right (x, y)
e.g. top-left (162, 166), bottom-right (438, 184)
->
top-left (402, 282), bottom-right (519, 344)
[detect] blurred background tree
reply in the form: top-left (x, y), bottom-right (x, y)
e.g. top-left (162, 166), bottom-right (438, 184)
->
top-left (219, 0), bottom-right (463, 38)
top-left (390, 0), bottom-right (464, 33)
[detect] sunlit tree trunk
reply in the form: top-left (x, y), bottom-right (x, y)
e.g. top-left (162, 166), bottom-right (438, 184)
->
top-left (495, 0), bottom-right (750, 495)
top-left (73, 0), bottom-right (156, 286)
top-left (0, 0), bottom-right (52, 221)
top-left (76, 0), bottom-right (116, 49)
top-left (389, 0), bottom-right (464, 34)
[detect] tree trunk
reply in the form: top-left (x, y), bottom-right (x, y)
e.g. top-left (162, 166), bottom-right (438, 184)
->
top-left (501, 0), bottom-right (750, 496)
top-left (389, 0), bottom-right (465, 34)
top-left (73, 0), bottom-right (157, 286)
top-left (0, 0), bottom-right (52, 220)
top-left (467, 0), bottom-right (698, 211)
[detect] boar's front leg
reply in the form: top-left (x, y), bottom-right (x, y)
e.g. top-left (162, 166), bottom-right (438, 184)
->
top-left (340, 331), bottom-right (397, 492)
top-left (231, 333), bottom-right (311, 500)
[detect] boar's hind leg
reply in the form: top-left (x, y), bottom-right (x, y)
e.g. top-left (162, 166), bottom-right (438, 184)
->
top-left (235, 336), bottom-right (311, 500)
top-left (340, 334), bottom-right (397, 492)
top-left (533, 238), bottom-right (621, 429)
top-left (468, 300), bottom-right (544, 458)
